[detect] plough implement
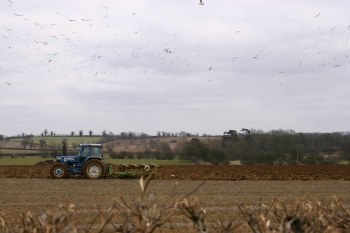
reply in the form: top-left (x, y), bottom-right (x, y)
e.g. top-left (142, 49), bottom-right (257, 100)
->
top-left (107, 164), bottom-right (156, 178)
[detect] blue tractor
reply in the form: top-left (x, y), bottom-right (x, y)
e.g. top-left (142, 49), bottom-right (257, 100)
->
top-left (50, 143), bottom-right (107, 179)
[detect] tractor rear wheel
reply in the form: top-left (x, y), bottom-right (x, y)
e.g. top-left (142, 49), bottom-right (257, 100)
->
top-left (83, 160), bottom-right (104, 179)
top-left (50, 164), bottom-right (68, 179)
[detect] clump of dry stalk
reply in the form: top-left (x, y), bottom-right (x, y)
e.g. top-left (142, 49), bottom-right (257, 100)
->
top-left (0, 204), bottom-right (77, 233)
top-left (1, 176), bottom-right (350, 233)
top-left (239, 196), bottom-right (350, 233)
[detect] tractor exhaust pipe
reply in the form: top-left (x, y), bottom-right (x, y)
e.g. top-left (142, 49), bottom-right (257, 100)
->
top-left (62, 142), bottom-right (67, 156)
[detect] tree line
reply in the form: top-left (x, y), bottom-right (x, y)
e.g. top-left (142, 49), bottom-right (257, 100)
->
top-left (176, 129), bottom-right (350, 165)
top-left (5, 128), bottom-right (350, 165)
top-left (1, 129), bottom-right (203, 141)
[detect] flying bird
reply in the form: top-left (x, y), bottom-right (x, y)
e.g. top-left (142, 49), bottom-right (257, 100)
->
top-left (6, 82), bottom-right (10, 85)
top-left (199, 0), bottom-right (204, 5)
top-left (209, 67), bottom-right (212, 70)
top-left (329, 26), bottom-right (337, 32)
top-left (315, 13), bottom-right (320, 17)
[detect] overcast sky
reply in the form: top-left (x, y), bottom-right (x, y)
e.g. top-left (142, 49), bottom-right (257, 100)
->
top-left (1, 0), bottom-right (349, 137)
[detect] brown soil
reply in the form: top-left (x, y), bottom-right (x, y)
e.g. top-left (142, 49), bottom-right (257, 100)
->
top-left (35, 160), bottom-right (55, 166)
top-left (0, 164), bottom-right (349, 180)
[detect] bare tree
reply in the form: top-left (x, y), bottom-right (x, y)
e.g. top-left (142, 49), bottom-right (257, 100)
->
top-left (102, 129), bottom-right (107, 136)
top-left (89, 130), bottom-right (93, 136)
top-left (120, 132), bottom-right (127, 139)
top-left (71, 143), bottom-right (79, 150)
top-left (62, 137), bottom-right (68, 145)
top-left (79, 130), bottom-right (83, 137)
top-left (105, 143), bottom-right (114, 154)
top-left (38, 139), bottom-right (47, 149)
top-left (149, 139), bottom-right (158, 148)
top-left (43, 129), bottom-right (48, 137)
top-left (70, 131), bottom-right (76, 137)
top-left (29, 139), bottom-right (37, 150)
top-left (21, 138), bottom-right (31, 149)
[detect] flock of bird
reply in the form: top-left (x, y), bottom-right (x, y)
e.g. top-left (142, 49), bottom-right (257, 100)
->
top-left (1, 0), bottom-right (349, 93)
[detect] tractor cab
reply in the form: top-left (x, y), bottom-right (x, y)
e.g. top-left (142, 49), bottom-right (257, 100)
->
top-left (77, 144), bottom-right (103, 165)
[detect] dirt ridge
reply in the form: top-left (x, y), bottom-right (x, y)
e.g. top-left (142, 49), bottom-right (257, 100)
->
top-left (0, 165), bottom-right (349, 180)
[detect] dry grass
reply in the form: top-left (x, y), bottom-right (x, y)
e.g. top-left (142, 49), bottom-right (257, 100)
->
top-left (0, 179), bottom-right (350, 232)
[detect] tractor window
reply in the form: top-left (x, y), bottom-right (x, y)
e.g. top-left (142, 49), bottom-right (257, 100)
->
top-left (81, 147), bottom-right (91, 157)
top-left (92, 147), bottom-right (100, 157)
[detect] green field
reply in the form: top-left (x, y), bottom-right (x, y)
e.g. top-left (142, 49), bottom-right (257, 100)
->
top-left (11, 136), bottom-right (102, 145)
top-left (0, 156), bottom-right (193, 166)
top-left (0, 149), bottom-right (41, 154)
top-left (0, 156), bottom-right (49, 165)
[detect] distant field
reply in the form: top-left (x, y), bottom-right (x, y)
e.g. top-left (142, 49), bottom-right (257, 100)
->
top-left (0, 156), bottom-right (193, 166)
top-left (105, 158), bottom-right (193, 165)
top-left (11, 136), bottom-right (102, 145)
top-left (0, 156), bottom-right (49, 165)
top-left (0, 149), bottom-right (41, 154)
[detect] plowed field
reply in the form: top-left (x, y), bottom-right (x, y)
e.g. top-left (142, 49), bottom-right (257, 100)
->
top-left (0, 164), bottom-right (350, 180)
top-left (1, 165), bottom-right (350, 232)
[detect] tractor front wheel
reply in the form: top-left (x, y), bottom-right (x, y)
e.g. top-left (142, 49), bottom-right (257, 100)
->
top-left (50, 164), bottom-right (68, 179)
top-left (83, 160), bottom-right (104, 179)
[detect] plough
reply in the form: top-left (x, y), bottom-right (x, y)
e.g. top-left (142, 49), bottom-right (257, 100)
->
top-left (106, 164), bottom-right (156, 178)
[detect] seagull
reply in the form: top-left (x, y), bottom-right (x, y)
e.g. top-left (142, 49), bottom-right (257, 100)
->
top-left (329, 26), bottom-right (337, 32)
top-left (164, 48), bottom-right (172, 53)
top-left (235, 31), bottom-right (240, 34)
top-left (6, 82), bottom-right (10, 85)
top-left (199, 0), bottom-right (204, 5)
top-left (101, 6), bottom-right (107, 10)
top-left (315, 13), bottom-right (320, 17)
top-left (209, 67), bottom-right (212, 70)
